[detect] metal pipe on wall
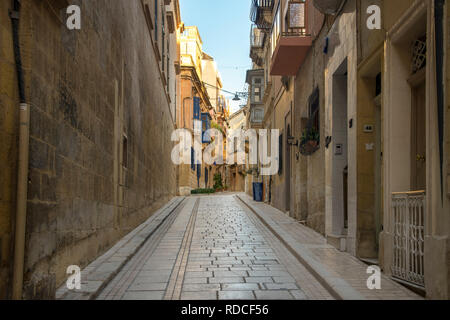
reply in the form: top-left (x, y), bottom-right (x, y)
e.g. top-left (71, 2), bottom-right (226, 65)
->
top-left (10, 0), bottom-right (30, 300)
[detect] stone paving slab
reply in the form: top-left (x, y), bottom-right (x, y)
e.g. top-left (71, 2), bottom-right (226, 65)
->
top-left (236, 193), bottom-right (422, 300)
top-left (56, 196), bottom-right (185, 300)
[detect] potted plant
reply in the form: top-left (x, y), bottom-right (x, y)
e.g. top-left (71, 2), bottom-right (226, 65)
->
top-left (300, 127), bottom-right (320, 155)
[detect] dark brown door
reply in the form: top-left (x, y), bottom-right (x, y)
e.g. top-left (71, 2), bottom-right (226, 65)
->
top-left (411, 81), bottom-right (426, 191)
top-left (285, 124), bottom-right (291, 213)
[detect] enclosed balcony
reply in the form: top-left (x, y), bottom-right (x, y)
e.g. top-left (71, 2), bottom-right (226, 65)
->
top-left (270, 0), bottom-right (313, 76)
top-left (250, 107), bottom-right (264, 126)
top-left (250, 0), bottom-right (274, 31)
top-left (250, 24), bottom-right (265, 66)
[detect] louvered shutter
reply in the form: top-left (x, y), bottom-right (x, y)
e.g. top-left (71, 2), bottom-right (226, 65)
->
top-left (193, 97), bottom-right (200, 120)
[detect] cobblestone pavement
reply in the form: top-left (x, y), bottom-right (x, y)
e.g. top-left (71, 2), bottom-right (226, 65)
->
top-left (97, 195), bottom-right (334, 300)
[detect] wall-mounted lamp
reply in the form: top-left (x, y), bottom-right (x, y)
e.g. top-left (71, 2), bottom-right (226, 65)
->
top-left (287, 136), bottom-right (298, 146)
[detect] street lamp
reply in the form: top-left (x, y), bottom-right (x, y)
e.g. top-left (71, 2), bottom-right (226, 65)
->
top-left (232, 92), bottom-right (249, 102)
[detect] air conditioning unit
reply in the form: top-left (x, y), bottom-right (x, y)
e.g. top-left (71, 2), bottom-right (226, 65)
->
top-left (312, 0), bottom-right (345, 15)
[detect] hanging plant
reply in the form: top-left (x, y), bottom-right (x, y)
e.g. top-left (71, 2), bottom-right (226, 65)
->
top-left (299, 127), bottom-right (320, 156)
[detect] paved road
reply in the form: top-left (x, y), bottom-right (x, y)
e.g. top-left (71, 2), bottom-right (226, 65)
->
top-left (97, 195), bottom-right (334, 300)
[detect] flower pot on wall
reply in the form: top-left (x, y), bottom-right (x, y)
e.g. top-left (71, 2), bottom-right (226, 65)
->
top-left (300, 139), bottom-right (320, 156)
top-left (312, 0), bottom-right (345, 15)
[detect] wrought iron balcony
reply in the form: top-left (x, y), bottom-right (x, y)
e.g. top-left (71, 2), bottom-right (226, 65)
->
top-left (250, 0), bottom-right (274, 31)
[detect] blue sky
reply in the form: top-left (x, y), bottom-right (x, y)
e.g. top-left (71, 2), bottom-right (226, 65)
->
top-left (179, 0), bottom-right (252, 113)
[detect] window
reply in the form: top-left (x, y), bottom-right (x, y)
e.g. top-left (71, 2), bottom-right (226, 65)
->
top-left (252, 77), bottom-right (263, 103)
top-left (191, 147), bottom-right (195, 171)
top-left (251, 107), bottom-right (264, 123)
top-left (412, 36), bottom-right (426, 75)
top-left (271, 4), bottom-right (281, 57)
top-left (308, 88), bottom-right (320, 142)
top-left (154, 0), bottom-right (158, 40)
top-left (375, 73), bottom-right (382, 96)
top-left (166, 38), bottom-right (170, 92)
top-left (161, 7), bottom-right (165, 72)
top-left (193, 97), bottom-right (200, 120)
top-left (287, 0), bottom-right (306, 32)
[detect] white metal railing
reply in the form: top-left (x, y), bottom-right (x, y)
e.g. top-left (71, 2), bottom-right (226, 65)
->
top-left (391, 191), bottom-right (426, 288)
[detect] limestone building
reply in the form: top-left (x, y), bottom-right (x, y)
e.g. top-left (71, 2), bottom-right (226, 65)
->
top-left (0, 0), bottom-right (181, 299)
top-left (247, 0), bottom-right (450, 298)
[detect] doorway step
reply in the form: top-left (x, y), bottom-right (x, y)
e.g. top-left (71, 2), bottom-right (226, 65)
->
top-left (326, 234), bottom-right (347, 252)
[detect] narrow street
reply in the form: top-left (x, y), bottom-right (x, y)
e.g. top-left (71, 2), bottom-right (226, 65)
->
top-left (96, 195), bottom-right (333, 300)
top-left (2, 0), bottom-right (448, 303)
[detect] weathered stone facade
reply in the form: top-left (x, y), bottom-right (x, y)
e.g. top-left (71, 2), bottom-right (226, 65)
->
top-left (446, 1), bottom-right (450, 201)
top-left (177, 26), bottom-right (229, 195)
top-left (0, 0), bottom-right (178, 299)
top-left (292, 21), bottom-right (326, 235)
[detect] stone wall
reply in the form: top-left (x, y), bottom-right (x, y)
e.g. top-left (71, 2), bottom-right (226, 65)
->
top-left (323, 0), bottom-right (358, 254)
top-left (269, 81), bottom-right (294, 214)
top-left (0, 0), bottom-right (178, 299)
top-left (0, 0), bottom-right (19, 299)
top-left (293, 35), bottom-right (326, 235)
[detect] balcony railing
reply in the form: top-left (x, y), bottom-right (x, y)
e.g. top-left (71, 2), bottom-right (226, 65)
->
top-left (250, 0), bottom-right (274, 30)
top-left (391, 191), bottom-right (425, 288)
top-left (286, 0), bottom-right (307, 34)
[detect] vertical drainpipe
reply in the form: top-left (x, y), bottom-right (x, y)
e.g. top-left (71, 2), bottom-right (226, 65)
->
top-left (10, 0), bottom-right (30, 300)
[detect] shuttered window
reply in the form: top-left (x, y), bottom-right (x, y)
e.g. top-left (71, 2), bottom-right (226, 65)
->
top-left (191, 147), bottom-right (195, 171)
top-left (193, 96), bottom-right (200, 120)
top-left (201, 113), bottom-right (211, 143)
